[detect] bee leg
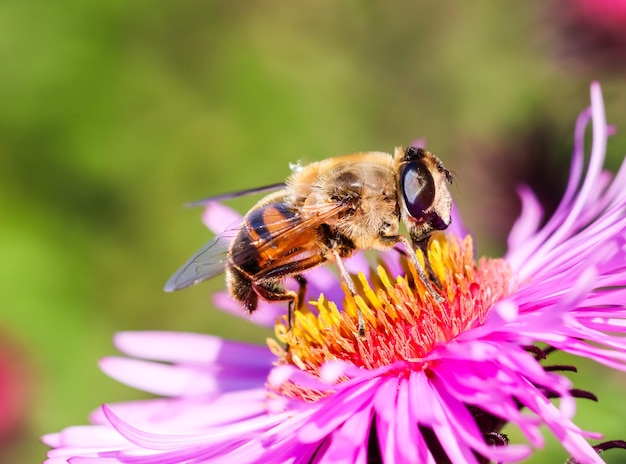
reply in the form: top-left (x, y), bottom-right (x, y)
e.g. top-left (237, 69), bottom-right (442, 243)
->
top-left (390, 241), bottom-right (441, 287)
top-left (251, 276), bottom-right (306, 355)
top-left (255, 255), bottom-right (324, 331)
top-left (397, 235), bottom-right (444, 305)
top-left (281, 275), bottom-right (308, 333)
top-left (287, 300), bottom-right (295, 334)
top-left (414, 237), bottom-right (443, 289)
top-left (332, 250), bottom-right (366, 338)
top-left (251, 280), bottom-right (299, 327)
top-left (292, 275), bottom-right (308, 331)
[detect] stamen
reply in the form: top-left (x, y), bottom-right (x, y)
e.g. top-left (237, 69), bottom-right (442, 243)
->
top-left (271, 233), bottom-right (514, 398)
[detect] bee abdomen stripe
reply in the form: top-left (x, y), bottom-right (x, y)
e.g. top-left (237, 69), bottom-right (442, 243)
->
top-left (245, 203), bottom-right (294, 242)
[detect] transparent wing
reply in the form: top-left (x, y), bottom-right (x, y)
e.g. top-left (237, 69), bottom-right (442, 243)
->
top-left (164, 232), bottom-right (236, 292)
top-left (184, 183), bottom-right (286, 208)
top-left (165, 200), bottom-right (350, 292)
top-left (227, 201), bottom-right (349, 266)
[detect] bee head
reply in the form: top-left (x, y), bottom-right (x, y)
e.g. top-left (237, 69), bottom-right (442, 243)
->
top-left (398, 147), bottom-right (453, 243)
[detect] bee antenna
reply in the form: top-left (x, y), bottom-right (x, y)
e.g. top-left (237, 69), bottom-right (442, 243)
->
top-left (447, 170), bottom-right (459, 191)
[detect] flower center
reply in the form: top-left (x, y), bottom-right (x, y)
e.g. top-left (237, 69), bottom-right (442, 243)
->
top-left (268, 233), bottom-right (512, 395)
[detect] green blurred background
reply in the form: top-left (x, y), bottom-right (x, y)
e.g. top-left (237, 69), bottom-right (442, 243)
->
top-left (2, 1), bottom-right (626, 462)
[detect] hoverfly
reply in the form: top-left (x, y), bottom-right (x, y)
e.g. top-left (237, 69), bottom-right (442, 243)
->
top-left (165, 146), bottom-right (453, 333)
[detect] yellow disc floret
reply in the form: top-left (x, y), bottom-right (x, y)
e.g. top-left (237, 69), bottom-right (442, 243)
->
top-left (270, 233), bottom-right (513, 380)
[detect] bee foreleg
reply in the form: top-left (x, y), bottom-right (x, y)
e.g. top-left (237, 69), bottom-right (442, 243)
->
top-left (391, 241), bottom-right (442, 289)
top-left (414, 237), bottom-right (443, 289)
top-left (397, 235), bottom-right (444, 305)
top-left (332, 250), bottom-right (365, 338)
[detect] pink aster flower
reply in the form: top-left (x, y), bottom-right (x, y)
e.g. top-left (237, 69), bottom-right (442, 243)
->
top-left (44, 82), bottom-right (626, 463)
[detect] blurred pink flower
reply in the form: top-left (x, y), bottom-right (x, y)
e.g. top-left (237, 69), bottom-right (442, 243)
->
top-left (0, 332), bottom-right (29, 444)
top-left (44, 82), bottom-right (626, 463)
top-left (551, 0), bottom-right (626, 71)
top-left (575, 0), bottom-right (626, 31)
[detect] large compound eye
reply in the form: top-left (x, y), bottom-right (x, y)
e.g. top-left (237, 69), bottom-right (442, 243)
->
top-left (401, 161), bottom-right (435, 219)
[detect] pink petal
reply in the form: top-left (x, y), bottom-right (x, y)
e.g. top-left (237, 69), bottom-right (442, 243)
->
top-left (298, 377), bottom-right (382, 443)
top-left (212, 291), bottom-right (285, 327)
top-left (506, 186), bottom-right (543, 254)
top-left (201, 203), bottom-right (242, 234)
top-left (319, 406), bottom-right (373, 463)
top-left (113, 332), bottom-right (274, 367)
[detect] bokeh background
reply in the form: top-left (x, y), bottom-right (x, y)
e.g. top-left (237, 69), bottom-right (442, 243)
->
top-left (2, 1), bottom-right (626, 462)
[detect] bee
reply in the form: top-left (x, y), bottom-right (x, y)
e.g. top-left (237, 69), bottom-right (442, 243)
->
top-left (165, 146), bottom-right (453, 333)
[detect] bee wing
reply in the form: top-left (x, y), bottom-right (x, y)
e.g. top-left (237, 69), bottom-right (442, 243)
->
top-left (184, 183), bottom-right (286, 208)
top-left (165, 200), bottom-right (349, 292)
top-left (164, 228), bottom-right (238, 292)
top-left (228, 200), bottom-right (349, 266)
